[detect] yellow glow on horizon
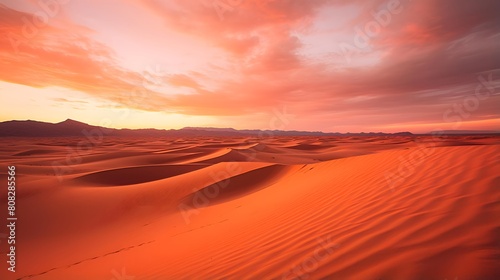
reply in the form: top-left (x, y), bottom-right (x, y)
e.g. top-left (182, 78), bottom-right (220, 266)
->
top-left (0, 82), bottom-right (217, 129)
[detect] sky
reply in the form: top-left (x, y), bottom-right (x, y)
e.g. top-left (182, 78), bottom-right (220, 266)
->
top-left (0, 0), bottom-right (499, 133)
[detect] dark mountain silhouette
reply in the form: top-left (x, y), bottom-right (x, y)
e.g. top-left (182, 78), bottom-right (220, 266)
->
top-left (0, 119), bottom-right (417, 137)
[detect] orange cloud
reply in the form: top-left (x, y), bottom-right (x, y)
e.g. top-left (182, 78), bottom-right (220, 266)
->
top-left (0, 4), bottom-right (171, 111)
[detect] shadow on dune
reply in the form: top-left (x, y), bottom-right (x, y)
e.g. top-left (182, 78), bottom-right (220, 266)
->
top-left (73, 164), bottom-right (207, 186)
top-left (181, 164), bottom-right (292, 206)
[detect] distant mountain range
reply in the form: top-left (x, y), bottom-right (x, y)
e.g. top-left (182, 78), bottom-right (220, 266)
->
top-left (1, 119), bottom-right (498, 137)
top-left (0, 119), bottom-right (419, 137)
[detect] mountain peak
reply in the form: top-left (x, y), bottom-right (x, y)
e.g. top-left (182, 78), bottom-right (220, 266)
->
top-left (57, 119), bottom-right (87, 125)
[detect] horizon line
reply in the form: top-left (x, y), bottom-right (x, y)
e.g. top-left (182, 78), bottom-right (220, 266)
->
top-left (1, 118), bottom-right (500, 135)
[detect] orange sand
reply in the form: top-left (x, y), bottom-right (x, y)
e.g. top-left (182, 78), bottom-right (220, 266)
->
top-left (0, 136), bottom-right (499, 279)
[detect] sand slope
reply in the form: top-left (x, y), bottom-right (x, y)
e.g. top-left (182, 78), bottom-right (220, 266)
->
top-left (0, 136), bottom-right (498, 279)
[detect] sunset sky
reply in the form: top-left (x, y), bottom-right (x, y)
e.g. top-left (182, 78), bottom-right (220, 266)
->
top-left (0, 0), bottom-right (499, 133)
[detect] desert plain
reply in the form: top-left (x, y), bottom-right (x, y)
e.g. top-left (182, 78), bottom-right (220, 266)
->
top-left (0, 135), bottom-right (499, 279)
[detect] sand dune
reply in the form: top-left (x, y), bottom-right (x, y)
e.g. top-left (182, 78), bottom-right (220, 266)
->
top-left (0, 136), bottom-right (498, 279)
top-left (182, 164), bottom-right (293, 206)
